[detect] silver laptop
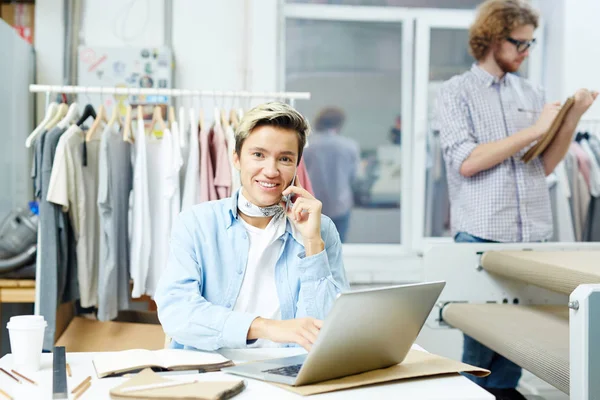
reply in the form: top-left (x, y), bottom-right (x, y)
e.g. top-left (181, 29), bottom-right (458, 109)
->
top-left (222, 281), bottom-right (445, 386)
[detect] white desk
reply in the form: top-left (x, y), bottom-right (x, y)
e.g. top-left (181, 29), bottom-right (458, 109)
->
top-left (0, 347), bottom-right (493, 399)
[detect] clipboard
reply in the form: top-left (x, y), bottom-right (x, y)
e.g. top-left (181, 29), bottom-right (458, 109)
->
top-left (522, 97), bottom-right (575, 163)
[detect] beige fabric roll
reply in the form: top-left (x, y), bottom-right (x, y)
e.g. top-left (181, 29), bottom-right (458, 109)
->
top-left (442, 304), bottom-right (569, 394)
top-left (481, 251), bottom-right (600, 295)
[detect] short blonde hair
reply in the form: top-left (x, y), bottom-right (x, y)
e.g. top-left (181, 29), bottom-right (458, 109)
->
top-left (235, 102), bottom-right (310, 165)
top-left (469, 0), bottom-right (539, 60)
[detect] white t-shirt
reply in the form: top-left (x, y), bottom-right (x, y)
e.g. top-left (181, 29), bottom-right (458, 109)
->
top-left (145, 129), bottom-right (178, 296)
top-left (234, 217), bottom-right (286, 348)
top-left (47, 125), bottom-right (102, 308)
top-left (130, 117), bottom-right (151, 298)
top-left (181, 109), bottom-right (200, 211)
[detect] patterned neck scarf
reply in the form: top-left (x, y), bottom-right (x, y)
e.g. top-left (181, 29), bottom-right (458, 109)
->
top-left (237, 190), bottom-right (285, 220)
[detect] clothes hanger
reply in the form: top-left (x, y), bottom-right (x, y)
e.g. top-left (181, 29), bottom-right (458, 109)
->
top-left (85, 103), bottom-right (108, 142)
top-left (122, 104), bottom-right (133, 142)
top-left (107, 103), bottom-right (121, 129)
top-left (229, 109), bottom-right (239, 129)
top-left (168, 106), bottom-right (176, 130)
top-left (44, 102), bottom-right (68, 130)
top-left (57, 102), bottom-right (80, 129)
top-left (178, 105), bottom-right (187, 148)
top-left (220, 108), bottom-right (229, 129)
top-left (76, 104), bottom-right (97, 127)
top-left (25, 101), bottom-right (58, 148)
top-left (199, 107), bottom-right (205, 131)
top-left (137, 105), bottom-right (144, 136)
top-left (150, 105), bottom-right (167, 138)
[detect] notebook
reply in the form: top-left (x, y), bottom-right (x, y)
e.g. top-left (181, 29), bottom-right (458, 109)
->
top-left (522, 96), bottom-right (575, 163)
top-left (110, 368), bottom-right (246, 400)
top-left (93, 349), bottom-right (234, 378)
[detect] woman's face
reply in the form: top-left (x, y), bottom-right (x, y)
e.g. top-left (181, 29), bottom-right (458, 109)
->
top-left (233, 125), bottom-right (298, 207)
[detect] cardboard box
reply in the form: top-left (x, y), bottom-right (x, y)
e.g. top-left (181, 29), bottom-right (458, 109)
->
top-left (0, 3), bottom-right (35, 44)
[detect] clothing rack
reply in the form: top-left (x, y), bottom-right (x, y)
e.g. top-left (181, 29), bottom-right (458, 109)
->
top-left (29, 84), bottom-right (311, 109)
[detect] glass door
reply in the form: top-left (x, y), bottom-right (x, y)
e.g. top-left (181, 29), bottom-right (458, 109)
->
top-left (411, 10), bottom-right (545, 249)
top-left (283, 5), bottom-right (414, 250)
top-left (411, 10), bottom-right (476, 248)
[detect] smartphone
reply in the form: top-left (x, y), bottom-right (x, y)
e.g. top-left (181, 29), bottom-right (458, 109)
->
top-left (281, 174), bottom-right (297, 211)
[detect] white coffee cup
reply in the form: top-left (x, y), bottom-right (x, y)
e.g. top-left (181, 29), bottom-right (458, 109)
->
top-left (7, 315), bottom-right (47, 372)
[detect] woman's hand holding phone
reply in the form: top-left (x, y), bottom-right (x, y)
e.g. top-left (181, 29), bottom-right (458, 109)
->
top-left (281, 181), bottom-right (325, 256)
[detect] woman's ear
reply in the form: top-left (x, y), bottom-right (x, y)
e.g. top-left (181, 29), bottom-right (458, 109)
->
top-left (232, 151), bottom-right (241, 171)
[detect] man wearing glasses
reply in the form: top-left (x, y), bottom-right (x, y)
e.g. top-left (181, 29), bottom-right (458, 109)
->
top-left (436, 0), bottom-right (597, 399)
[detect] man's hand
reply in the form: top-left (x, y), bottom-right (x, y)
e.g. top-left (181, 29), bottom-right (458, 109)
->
top-left (573, 88), bottom-right (599, 115)
top-left (533, 102), bottom-right (561, 137)
top-left (248, 317), bottom-right (324, 351)
top-left (281, 181), bottom-right (324, 256)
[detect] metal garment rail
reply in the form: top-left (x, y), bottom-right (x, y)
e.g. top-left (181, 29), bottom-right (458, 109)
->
top-left (29, 84), bottom-right (311, 109)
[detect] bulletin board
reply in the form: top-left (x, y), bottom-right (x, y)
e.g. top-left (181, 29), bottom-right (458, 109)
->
top-left (76, 46), bottom-right (173, 118)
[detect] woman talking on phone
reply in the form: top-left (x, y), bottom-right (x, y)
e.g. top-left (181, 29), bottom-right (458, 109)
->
top-left (155, 102), bottom-right (349, 352)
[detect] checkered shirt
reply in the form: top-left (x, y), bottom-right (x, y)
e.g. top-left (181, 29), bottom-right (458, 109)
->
top-left (435, 64), bottom-right (553, 242)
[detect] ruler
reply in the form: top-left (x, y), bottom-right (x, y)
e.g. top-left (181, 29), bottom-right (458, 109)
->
top-left (52, 346), bottom-right (68, 399)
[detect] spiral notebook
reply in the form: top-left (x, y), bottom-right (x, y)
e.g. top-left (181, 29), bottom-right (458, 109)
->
top-left (109, 368), bottom-right (246, 400)
top-left (522, 96), bottom-right (575, 163)
top-left (93, 349), bottom-right (234, 378)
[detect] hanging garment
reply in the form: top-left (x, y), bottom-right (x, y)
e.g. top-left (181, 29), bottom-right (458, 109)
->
top-left (570, 142), bottom-right (592, 190)
top-left (178, 107), bottom-right (190, 199)
top-left (296, 158), bottom-right (314, 196)
top-left (587, 134), bottom-right (600, 166)
top-left (199, 125), bottom-right (218, 202)
top-left (34, 127), bottom-right (79, 351)
top-left (180, 110), bottom-right (200, 211)
top-left (47, 125), bottom-right (102, 308)
top-left (130, 116), bottom-right (151, 298)
top-left (169, 118), bottom-right (183, 219)
top-left (97, 122), bottom-right (133, 321)
top-left (581, 139), bottom-right (600, 241)
top-left (551, 162), bottom-right (575, 242)
top-left (212, 124), bottom-right (232, 200)
top-left (565, 146), bottom-right (591, 241)
top-left (145, 129), bottom-right (177, 296)
top-left (225, 125), bottom-right (241, 193)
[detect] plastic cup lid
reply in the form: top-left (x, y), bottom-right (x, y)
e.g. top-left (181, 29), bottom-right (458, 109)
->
top-left (7, 315), bottom-right (47, 330)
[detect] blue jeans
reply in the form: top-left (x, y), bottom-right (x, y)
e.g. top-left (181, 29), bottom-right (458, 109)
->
top-left (331, 212), bottom-right (351, 243)
top-left (454, 232), bottom-right (522, 389)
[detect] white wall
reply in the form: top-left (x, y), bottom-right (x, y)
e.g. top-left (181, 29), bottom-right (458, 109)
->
top-left (33, 0), bottom-right (279, 121)
top-left (34, 0), bottom-right (64, 120)
top-left (537, 0), bottom-right (600, 118)
top-left (562, 0), bottom-right (600, 119)
top-left (80, 0), bottom-right (166, 47)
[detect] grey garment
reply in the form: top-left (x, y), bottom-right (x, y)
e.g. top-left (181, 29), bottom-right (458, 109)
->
top-left (587, 135), bottom-right (600, 166)
top-left (565, 148), bottom-right (590, 242)
top-left (38, 126), bottom-right (79, 351)
top-left (436, 63), bottom-right (552, 242)
top-left (302, 132), bottom-right (360, 219)
top-left (584, 196), bottom-right (600, 241)
top-left (97, 125), bottom-right (132, 321)
top-left (548, 178), bottom-right (559, 242)
top-left (31, 130), bottom-right (47, 198)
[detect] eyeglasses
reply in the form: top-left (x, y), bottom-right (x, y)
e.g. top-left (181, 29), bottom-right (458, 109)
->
top-left (506, 37), bottom-right (537, 53)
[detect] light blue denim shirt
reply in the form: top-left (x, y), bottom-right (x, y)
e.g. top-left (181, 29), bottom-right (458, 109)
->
top-left (155, 191), bottom-right (350, 351)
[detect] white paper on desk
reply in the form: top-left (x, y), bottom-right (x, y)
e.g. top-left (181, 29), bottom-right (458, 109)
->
top-left (93, 349), bottom-right (231, 378)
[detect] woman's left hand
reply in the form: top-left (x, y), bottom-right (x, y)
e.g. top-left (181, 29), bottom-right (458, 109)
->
top-left (281, 182), bottom-right (325, 256)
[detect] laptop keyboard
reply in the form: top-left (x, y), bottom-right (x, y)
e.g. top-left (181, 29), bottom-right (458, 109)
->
top-left (262, 363), bottom-right (303, 377)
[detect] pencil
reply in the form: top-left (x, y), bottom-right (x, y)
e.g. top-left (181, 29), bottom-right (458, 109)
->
top-left (0, 388), bottom-right (12, 400)
top-left (0, 369), bottom-right (19, 384)
top-left (121, 379), bottom-right (198, 393)
top-left (71, 376), bottom-right (91, 394)
top-left (9, 370), bottom-right (36, 385)
top-left (73, 381), bottom-right (91, 400)
top-left (66, 363), bottom-right (72, 377)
